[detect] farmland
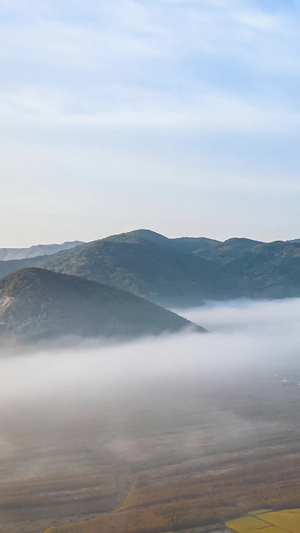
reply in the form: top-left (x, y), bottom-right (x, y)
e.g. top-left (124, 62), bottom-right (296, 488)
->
top-left (1, 367), bottom-right (300, 533)
top-left (226, 508), bottom-right (300, 533)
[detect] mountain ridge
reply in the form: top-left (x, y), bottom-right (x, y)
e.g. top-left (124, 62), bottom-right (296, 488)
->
top-left (1, 229), bottom-right (300, 307)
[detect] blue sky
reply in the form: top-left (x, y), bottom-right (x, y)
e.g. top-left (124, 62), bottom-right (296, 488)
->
top-left (1, 0), bottom-right (300, 246)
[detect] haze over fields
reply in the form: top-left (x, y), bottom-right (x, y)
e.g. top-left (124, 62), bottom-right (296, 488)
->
top-left (2, 298), bottom-right (300, 406)
top-left (1, 299), bottom-right (300, 532)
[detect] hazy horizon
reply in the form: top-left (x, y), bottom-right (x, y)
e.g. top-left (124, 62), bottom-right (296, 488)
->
top-left (1, 227), bottom-right (300, 250)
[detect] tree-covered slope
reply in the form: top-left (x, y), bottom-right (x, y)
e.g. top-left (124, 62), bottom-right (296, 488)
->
top-left (43, 231), bottom-right (300, 303)
top-left (0, 256), bottom-right (43, 280)
top-left (1, 230), bottom-right (300, 307)
top-left (0, 268), bottom-right (204, 341)
top-left (43, 232), bottom-right (224, 306)
top-left (193, 237), bottom-right (262, 262)
top-left (223, 241), bottom-right (300, 298)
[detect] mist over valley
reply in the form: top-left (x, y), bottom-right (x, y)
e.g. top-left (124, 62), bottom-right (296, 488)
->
top-left (1, 298), bottom-right (300, 532)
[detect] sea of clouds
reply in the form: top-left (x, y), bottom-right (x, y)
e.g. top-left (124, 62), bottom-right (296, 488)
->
top-left (1, 298), bottom-right (300, 408)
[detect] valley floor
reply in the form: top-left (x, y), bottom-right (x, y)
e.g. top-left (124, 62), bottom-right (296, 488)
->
top-left (1, 368), bottom-right (300, 532)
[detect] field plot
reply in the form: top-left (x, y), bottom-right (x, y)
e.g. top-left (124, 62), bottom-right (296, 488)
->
top-left (225, 517), bottom-right (268, 532)
top-left (226, 509), bottom-right (300, 533)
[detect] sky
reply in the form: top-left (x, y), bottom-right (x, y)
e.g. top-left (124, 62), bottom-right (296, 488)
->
top-left (1, 0), bottom-right (300, 246)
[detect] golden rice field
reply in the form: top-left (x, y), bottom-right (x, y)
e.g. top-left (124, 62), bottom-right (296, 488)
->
top-left (226, 508), bottom-right (300, 533)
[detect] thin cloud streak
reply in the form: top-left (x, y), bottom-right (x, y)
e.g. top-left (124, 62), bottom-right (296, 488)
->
top-left (2, 89), bottom-right (300, 135)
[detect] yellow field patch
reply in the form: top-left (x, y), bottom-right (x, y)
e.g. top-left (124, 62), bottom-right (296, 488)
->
top-left (257, 511), bottom-right (300, 533)
top-left (248, 510), bottom-right (273, 516)
top-left (226, 517), bottom-right (269, 532)
top-left (227, 509), bottom-right (300, 533)
top-left (251, 526), bottom-right (286, 533)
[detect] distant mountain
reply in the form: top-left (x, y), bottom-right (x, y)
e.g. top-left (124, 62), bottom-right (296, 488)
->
top-left (0, 241), bottom-right (84, 261)
top-left (43, 230), bottom-right (224, 307)
top-left (42, 230), bottom-right (300, 304)
top-left (0, 268), bottom-right (204, 341)
top-left (0, 256), bottom-right (41, 280)
top-left (1, 230), bottom-right (300, 307)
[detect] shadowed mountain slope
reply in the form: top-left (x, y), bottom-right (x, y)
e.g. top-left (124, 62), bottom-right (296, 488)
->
top-left (0, 268), bottom-right (204, 341)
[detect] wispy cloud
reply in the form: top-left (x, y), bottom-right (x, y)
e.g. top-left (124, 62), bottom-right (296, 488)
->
top-left (1, 0), bottom-right (300, 123)
top-left (2, 86), bottom-right (300, 138)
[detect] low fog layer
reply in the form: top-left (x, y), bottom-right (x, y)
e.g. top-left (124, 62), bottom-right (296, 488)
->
top-left (1, 298), bottom-right (300, 410)
top-left (2, 298), bottom-right (300, 531)
top-left (182, 298), bottom-right (300, 335)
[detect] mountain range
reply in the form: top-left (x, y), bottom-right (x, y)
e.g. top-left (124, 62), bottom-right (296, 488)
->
top-left (1, 229), bottom-right (299, 307)
top-left (1, 228), bottom-right (300, 342)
